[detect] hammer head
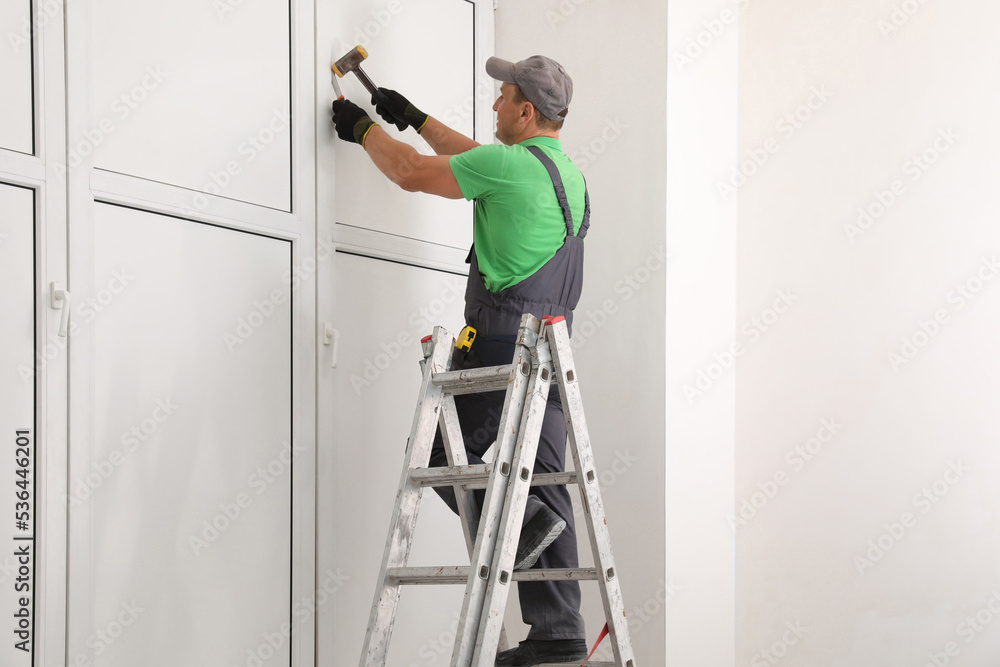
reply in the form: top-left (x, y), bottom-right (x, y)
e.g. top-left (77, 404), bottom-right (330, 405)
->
top-left (332, 45), bottom-right (369, 78)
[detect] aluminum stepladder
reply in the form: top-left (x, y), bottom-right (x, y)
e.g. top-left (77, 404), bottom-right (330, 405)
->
top-left (360, 313), bottom-right (635, 667)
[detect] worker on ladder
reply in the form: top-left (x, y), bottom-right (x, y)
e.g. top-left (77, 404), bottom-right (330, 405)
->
top-left (333, 54), bottom-right (590, 666)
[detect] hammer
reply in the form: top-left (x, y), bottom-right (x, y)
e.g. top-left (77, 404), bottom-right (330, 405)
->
top-left (332, 45), bottom-right (383, 101)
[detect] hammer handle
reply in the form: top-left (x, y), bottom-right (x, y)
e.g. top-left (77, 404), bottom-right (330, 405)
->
top-left (354, 67), bottom-right (379, 97)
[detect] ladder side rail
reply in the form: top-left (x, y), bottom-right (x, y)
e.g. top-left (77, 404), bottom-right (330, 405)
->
top-left (450, 314), bottom-right (541, 667)
top-left (439, 393), bottom-right (482, 554)
top-left (546, 320), bottom-right (636, 667)
top-left (360, 326), bottom-right (456, 667)
top-left (440, 392), bottom-right (513, 653)
top-left (470, 338), bottom-right (555, 666)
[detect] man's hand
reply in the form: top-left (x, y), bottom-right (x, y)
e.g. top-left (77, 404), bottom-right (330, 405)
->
top-left (373, 87), bottom-right (429, 133)
top-left (332, 99), bottom-right (378, 146)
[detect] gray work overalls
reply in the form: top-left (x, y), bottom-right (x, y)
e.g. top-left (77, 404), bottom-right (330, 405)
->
top-left (429, 145), bottom-right (590, 641)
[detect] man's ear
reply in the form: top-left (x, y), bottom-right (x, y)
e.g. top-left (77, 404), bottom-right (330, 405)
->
top-left (520, 101), bottom-right (535, 123)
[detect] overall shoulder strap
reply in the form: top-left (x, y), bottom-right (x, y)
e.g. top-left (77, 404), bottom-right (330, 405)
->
top-left (526, 145), bottom-right (590, 238)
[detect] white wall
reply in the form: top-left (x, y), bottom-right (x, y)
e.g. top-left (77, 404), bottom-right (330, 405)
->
top-left (496, 1), bottom-right (668, 663)
top-left (735, 1), bottom-right (1000, 665)
top-left (666, 0), bottom-right (740, 664)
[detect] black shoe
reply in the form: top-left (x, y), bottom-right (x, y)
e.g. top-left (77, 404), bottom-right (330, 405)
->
top-left (514, 503), bottom-right (566, 570)
top-left (495, 638), bottom-right (588, 666)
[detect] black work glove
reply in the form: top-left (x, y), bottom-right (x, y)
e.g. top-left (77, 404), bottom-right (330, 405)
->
top-left (331, 98), bottom-right (378, 147)
top-left (372, 87), bottom-right (429, 133)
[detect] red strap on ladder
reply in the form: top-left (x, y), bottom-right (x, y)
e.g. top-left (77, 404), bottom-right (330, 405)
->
top-left (581, 623), bottom-right (609, 666)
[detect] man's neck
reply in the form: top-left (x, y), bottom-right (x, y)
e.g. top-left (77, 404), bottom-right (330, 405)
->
top-left (512, 129), bottom-right (560, 145)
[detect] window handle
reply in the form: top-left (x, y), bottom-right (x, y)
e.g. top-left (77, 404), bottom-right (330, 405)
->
top-left (50, 282), bottom-right (72, 337)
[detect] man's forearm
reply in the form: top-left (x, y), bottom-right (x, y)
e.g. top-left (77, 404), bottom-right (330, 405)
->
top-left (418, 116), bottom-right (480, 156)
top-left (363, 125), bottom-right (419, 187)
top-left (362, 125), bottom-right (463, 199)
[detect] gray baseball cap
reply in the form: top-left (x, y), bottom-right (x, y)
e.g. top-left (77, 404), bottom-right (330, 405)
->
top-left (486, 55), bottom-right (573, 122)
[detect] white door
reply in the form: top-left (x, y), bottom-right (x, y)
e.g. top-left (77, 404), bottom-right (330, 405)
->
top-left (315, 1), bottom-right (495, 664)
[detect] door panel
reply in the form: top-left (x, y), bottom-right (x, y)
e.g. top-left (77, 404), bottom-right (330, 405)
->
top-left (89, 0), bottom-right (291, 211)
top-left (0, 183), bottom-right (35, 666)
top-left (321, 252), bottom-right (468, 665)
top-left (330, 0), bottom-right (475, 249)
top-left (83, 204), bottom-right (292, 665)
top-left (0, 0), bottom-right (34, 153)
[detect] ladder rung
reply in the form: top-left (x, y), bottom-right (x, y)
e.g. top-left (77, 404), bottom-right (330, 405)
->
top-left (411, 466), bottom-right (579, 490)
top-left (511, 567), bottom-right (599, 582)
top-left (388, 566), bottom-right (470, 585)
top-left (410, 464), bottom-right (491, 487)
top-left (432, 364), bottom-right (514, 394)
top-left (386, 566), bottom-right (600, 585)
top-left (527, 471), bottom-right (579, 487)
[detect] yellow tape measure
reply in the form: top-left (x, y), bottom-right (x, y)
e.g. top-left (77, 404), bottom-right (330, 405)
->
top-left (455, 325), bottom-right (477, 353)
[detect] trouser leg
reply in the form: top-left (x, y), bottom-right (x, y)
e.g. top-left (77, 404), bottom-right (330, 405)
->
top-left (518, 396), bottom-right (585, 641)
top-left (427, 386), bottom-right (585, 642)
top-left (427, 389), bottom-right (501, 514)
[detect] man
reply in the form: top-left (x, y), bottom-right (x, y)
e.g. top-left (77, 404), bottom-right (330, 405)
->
top-left (332, 54), bottom-right (590, 666)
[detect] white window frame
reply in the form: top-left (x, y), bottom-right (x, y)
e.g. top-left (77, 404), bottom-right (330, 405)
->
top-left (0, 1), bottom-right (69, 663)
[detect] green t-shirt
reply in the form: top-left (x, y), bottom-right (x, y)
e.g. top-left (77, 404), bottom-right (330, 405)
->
top-left (449, 136), bottom-right (586, 292)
